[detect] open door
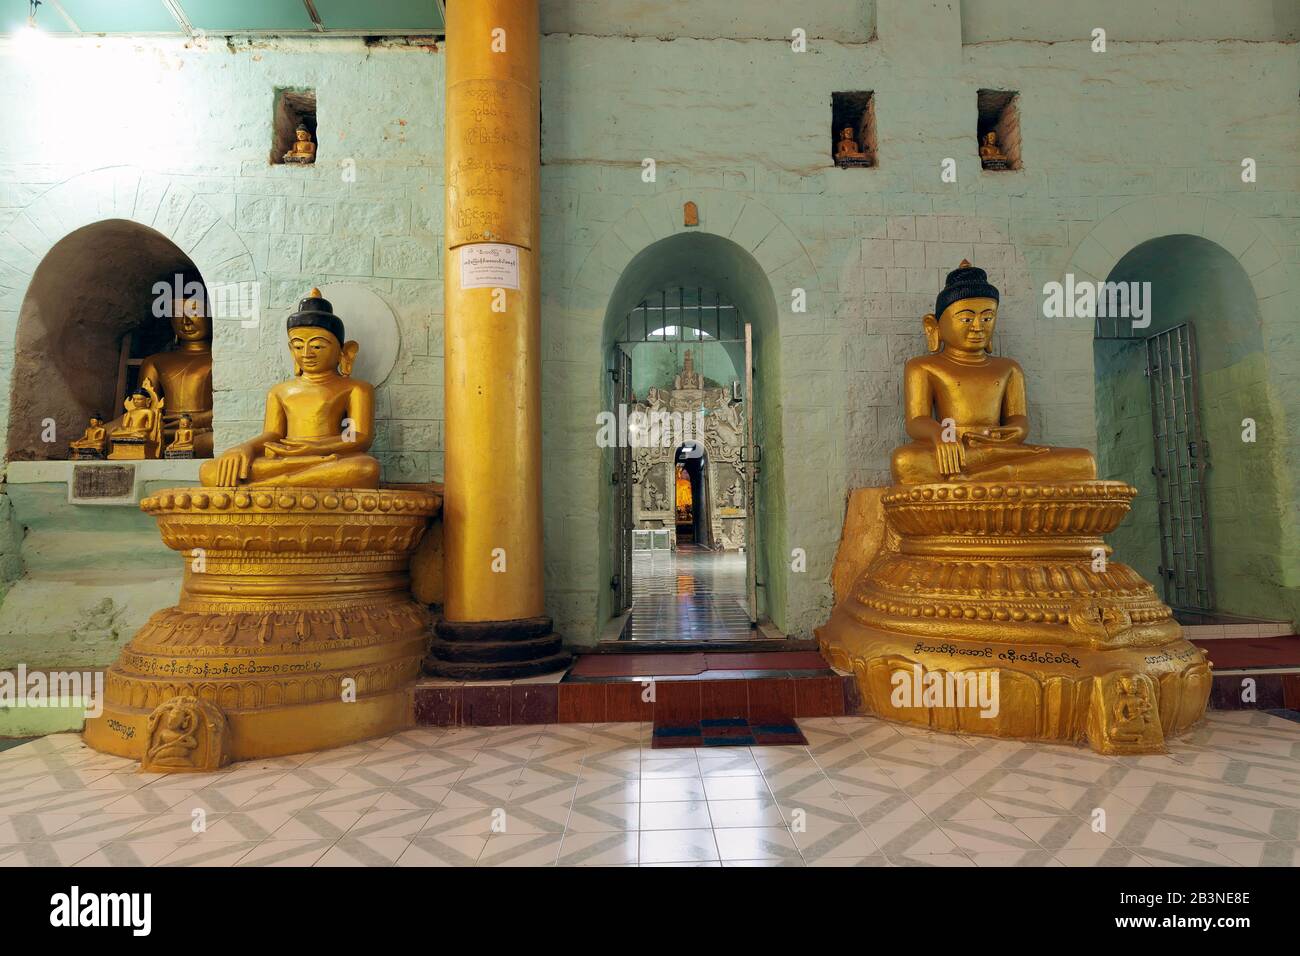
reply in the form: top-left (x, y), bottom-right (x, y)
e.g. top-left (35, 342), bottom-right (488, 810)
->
top-left (743, 322), bottom-right (759, 626)
top-left (612, 346), bottom-right (633, 615)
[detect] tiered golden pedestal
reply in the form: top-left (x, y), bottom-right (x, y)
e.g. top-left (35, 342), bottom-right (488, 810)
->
top-left (818, 480), bottom-right (1211, 754)
top-left (84, 486), bottom-right (440, 769)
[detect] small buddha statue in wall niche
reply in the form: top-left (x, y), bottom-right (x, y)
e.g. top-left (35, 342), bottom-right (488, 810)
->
top-left (834, 126), bottom-right (873, 167)
top-left (68, 413), bottom-right (108, 460)
top-left (283, 124), bottom-right (316, 164)
top-left (166, 414), bottom-right (196, 460)
top-left (108, 380), bottom-right (165, 460)
top-left (979, 130), bottom-right (1009, 170)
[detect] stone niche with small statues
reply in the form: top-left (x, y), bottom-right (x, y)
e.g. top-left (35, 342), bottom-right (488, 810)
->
top-left (630, 348), bottom-right (747, 551)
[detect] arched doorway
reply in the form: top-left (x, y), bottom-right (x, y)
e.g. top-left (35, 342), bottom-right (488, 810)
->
top-left (1093, 234), bottom-right (1287, 621)
top-left (7, 219), bottom-right (208, 461)
top-left (601, 233), bottom-right (783, 642)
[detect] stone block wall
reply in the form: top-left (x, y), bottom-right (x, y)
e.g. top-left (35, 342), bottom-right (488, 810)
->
top-left (0, 0), bottom-right (1296, 658)
top-left (536, 0), bottom-right (1299, 640)
top-left (0, 38), bottom-right (447, 485)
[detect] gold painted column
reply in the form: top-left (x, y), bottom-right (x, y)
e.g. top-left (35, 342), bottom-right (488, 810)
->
top-left (426, 0), bottom-right (569, 678)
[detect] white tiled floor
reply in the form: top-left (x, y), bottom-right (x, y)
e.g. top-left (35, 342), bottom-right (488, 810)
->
top-left (0, 710), bottom-right (1297, 866)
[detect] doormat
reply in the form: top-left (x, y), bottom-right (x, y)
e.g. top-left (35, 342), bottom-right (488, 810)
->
top-left (651, 717), bottom-right (807, 748)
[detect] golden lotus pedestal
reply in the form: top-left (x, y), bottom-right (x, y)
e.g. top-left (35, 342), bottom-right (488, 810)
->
top-left (818, 481), bottom-right (1212, 755)
top-left (84, 486), bottom-right (441, 770)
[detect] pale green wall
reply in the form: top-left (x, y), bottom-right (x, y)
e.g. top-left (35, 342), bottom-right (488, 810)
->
top-left (0, 37), bottom-right (446, 483)
top-left (538, 0), bottom-right (1299, 640)
top-left (0, 38), bottom-right (446, 667)
top-left (1096, 235), bottom-right (1295, 623)
top-left (961, 0), bottom-right (1299, 42)
top-left (0, 0), bottom-right (1296, 664)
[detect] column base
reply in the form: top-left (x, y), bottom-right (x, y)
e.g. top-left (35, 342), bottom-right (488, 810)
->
top-left (424, 615), bottom-right (572, 680)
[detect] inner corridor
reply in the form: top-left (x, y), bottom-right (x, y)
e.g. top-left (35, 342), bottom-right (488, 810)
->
top-left (625, 546), bottom-right (752, 642)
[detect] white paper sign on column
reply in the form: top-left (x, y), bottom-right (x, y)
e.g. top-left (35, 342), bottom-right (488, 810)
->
top-left (459, 243), bottom-right (520, 290)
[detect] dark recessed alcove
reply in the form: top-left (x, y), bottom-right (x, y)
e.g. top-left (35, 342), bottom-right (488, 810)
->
top-left (831, 91), bottom-right (876, 167)
top-left (271, 88), bottom-right (318, 165)
top-left (977, 89), bottom-right (1020, 170)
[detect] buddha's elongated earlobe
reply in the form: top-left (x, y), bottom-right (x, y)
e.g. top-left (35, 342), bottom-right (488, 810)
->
top-left (340, 341), bottom-right (360, 377)
top-left (922, 313), bottom-right (941, 353)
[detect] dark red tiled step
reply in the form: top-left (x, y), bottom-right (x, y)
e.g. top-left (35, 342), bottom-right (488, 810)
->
top-left (1210, 673), bottom-right (1300, 711)
top-left (568, 653), bottom-right (706, 678)
top-left (414, 672), bottom-right (853, 727)
top-left (1193, 636), bottom-right (1300, 672)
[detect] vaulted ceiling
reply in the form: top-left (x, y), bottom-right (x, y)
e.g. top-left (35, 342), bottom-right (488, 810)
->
top-left (3, 0), bottom-right (445, 37)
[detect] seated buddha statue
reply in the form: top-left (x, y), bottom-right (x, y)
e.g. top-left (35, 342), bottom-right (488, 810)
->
top-left (283, 124), bottom-right (317, 164)
top-left (835, 126), bottom-right (865, 161)
top-left (108, 380), bottom-right (165, 459)
top-left (103, 297), bottom-right (213, 458)
top-left (68, 413), bottom-right (108, 459)
top-left (979, 130), bottom-right (1008, 168)
top-left (891, 261), bottom-right (1096, 484)
top-left (165, 413), bottom-right (195, 458)
top-left (199, 289), bottom-right (380, 489)
top-left (143, 298), bottom-right (214, 457)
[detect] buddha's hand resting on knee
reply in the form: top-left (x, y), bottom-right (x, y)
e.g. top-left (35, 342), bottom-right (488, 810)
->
top-left (931, 434), bottom-right (966, 477)
top-left (212, 447), bottom-right (252, 486)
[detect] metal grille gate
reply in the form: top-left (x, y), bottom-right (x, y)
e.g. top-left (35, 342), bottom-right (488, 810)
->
top-left (1145, 322), bottom-right (1214, 611)
top-left (612, 347), bottom-right (633, 614)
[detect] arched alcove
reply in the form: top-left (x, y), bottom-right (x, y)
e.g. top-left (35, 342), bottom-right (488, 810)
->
top-left (600, 231), bottom-right (785, 631)
top-left (1094, 234), bottom-right (1283, 618)
top-left (7, 219), bottom-right (206, 461)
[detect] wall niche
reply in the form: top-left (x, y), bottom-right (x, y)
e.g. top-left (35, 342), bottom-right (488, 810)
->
top-left (271, 88), bottom-right (318, 166)
top-left (977, 89), bottom-right (1020, 170)
top-left (831, 91), bottom-right (876, 167)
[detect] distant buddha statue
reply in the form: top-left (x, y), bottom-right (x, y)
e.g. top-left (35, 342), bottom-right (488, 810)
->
top-left (891, 261), bottom-right (1096, 484)
top-left (166, 413), bottom-right (195, 459)
top-left (283, 124), bottom-right (316, 164)
top-left (673, 349), bottom-right (704, 390)
top-left (979, 130), bottom-right (1008, 168)
top-left (200, 289), bottom-right (380, 489)
top-left (108, 380), bottom-right (165, 460)
top-left (726, 479), bottom-right (744, 508)
top-left (68, 413), bottom-right (108, 460)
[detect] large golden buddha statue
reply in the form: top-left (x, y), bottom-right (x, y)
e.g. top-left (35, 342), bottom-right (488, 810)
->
top-left (93, 297), bottom-right (214, 459)
top-left (818, 261), bottom-right (1210, 755)
top-left (85, 288), bottom-right (440, 769)
top-left (143, 298), bottom-right (214, 458)
top-left (892, 261), bottom-right (1095, 483)
top-left (199, 289), bottom-right (380, 489)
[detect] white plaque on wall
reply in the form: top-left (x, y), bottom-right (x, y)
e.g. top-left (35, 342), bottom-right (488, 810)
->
top-left (459, 243), bottom-right (520, 290)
